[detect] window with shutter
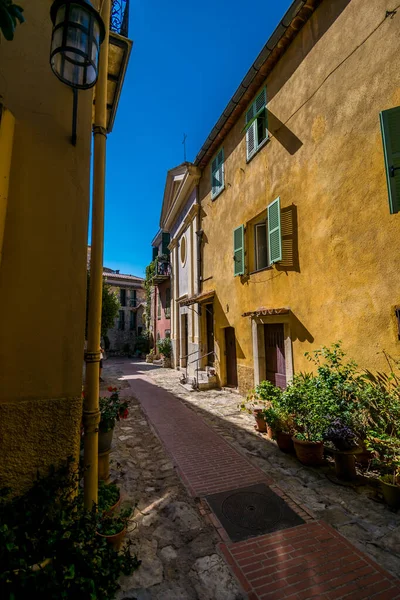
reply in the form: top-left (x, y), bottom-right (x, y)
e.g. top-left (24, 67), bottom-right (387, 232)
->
top-left (380, 106), bottom-right (400, 214)
top-left (255, 222), bottom-right (268, 270)
top-left (118, 310), bottom-right (125, 330)
top-left (211, 147), bottom-right (225, 199)
top-left (233, 225), bottom-right (245, 276)
top-left (157, 290), bottom-right (161, 319)
top-left (152, 246), bottom-right (158, 261)
top-left (245, 87), bottom-right (268, 161)
top-left (268, 197), bottom-right (282, 264)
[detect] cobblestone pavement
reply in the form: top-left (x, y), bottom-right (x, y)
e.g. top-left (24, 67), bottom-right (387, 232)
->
top-left (101, 360), bottom-right (245, 600)
top-left (102, 358), bottom-right (400, 598)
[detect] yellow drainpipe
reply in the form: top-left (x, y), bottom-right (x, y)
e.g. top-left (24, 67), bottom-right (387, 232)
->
top-left (0, 104), bottom-right (15, 267)
top-left (83, 0), bottom-right (111, 510)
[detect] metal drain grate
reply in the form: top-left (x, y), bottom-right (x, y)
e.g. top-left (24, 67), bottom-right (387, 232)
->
top-left (206, 483), bottom-right (304, 542)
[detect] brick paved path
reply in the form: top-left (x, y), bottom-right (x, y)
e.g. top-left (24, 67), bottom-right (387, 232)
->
top-left (122, 362), bottom-right (400, 600)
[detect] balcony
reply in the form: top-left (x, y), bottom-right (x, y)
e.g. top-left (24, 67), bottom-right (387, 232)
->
top-left (106, 0), bottom-right (132, 133)
top-left (110, 0), bottom-right (129, 37)
top-left (153, 257), bottom-right (172, 283)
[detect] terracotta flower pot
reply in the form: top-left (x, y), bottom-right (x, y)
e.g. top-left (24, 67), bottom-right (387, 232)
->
top-left (333, 451), bottom-right (357, 481)
top-left (381, 480), bottom-right (400, 510)
top-left (97, 527), bottom-right (126, 551)
top-left (253, 410), bottom-right (266, 432)
top-left (98, 428), bottom-right (114, 453)
top-left (276, 431), bottom-right (294, 453)
top-left (293, 437), bottom-right (324, 466)
top-left (266, 425), bottom-right (274, 439)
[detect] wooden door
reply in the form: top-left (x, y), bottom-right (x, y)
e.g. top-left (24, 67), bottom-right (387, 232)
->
top-left (225, 327), bottom-right (238, 387)
top-left (264, 324), bottom-right (286, 389)
top-left (205, 304), bottom-right (214, 366)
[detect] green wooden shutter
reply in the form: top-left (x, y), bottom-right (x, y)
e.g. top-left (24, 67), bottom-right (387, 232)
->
top-left (268, 197), bottom-right (282, 264)
top-left (211, 148), bottom-right (224, 199)
top-left (233, 224), bottom-right (245, 276)
top-left (246, 103), bottom-right (256, 160)
top-left (380, 107), bottom-right (400, 214)
top-left (152, 246), bottom-right (158, 260)
top-left (162, 232), bottom-right (170, 255)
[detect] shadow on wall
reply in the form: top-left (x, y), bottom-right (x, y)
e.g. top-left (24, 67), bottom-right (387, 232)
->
top-left (213, 295), bottom-right (246, 361)
top-left (290, 311), bottom-right (314, 344)
top-left (197, 0), bottom-right (352, 202)
top-left (267, 111), bottom-right (303, 155)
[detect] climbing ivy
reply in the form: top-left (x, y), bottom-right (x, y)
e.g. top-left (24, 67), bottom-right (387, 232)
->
top-left (143, 260), bottom-right (155, 332)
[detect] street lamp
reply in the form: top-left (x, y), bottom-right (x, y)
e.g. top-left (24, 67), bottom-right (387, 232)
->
top-left (50, 0), bottom-right (105, 89)
top-left (50, 0), bottom-right (105, 144)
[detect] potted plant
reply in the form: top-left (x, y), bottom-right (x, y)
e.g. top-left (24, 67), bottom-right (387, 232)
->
top-left (262, 406), bottom-right (281, 440)
top-left (273, 411), bottom-right (295, 453)
top-left (98, 481), bottom-right (121, 516)
top-left (366, 432), bottom-right (400, 509)
top-left (241, 380), bottom-right (282, 433)
top-left (146, 348), bottom-right (155, 363)
top-left (97, 508), bottom-right (132, 551)
top-left (98, 387), bottom-right (129, 453)
top-left (281, 373), bottom-right (325, 465)
top-left (157, 337), bottom-right (172, 368)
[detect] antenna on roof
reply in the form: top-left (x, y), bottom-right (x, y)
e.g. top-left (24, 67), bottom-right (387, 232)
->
top-left (182, 133), bottom-right (187, 162)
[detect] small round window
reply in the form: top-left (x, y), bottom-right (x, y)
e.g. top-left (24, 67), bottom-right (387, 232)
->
top-left (180, 236), bottom-right (187, 265)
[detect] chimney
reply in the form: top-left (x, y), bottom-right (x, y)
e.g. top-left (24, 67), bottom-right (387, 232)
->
top-left (115, 270), bottom-right (120, 274)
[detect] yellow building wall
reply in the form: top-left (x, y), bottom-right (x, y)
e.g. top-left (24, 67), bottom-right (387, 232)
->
top-left (199, 0), bottom-right (400, 394)
top-left (0, 2), bottom-right (93, 493)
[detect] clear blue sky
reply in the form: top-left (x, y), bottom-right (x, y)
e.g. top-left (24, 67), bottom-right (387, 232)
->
top-left (103, 0), bottom-right (293, 277)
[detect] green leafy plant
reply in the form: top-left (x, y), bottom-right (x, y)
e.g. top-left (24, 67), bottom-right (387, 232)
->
top-left (97, 482), bottom-right (120, 514)
top-left (281, 372), bottom-right (327, 442)
top-left (366, 432), bottom-right (400, 485)
top-left (97, 508), bottom-right (132, 537)
top-left (157, 337), bottom-right (172, 358)
top-left (144, 261), bottom-right (156, 332)
top-left (134, 333), bottom-right (150, 355)
top-left (0, 463), bottom-right (140, 599)
top-left (0, 0), bottom-right (24, 41)
top-left (99, 387), bottom-right (129, 433)
top-left (86, 272), bottom-right (121, 339)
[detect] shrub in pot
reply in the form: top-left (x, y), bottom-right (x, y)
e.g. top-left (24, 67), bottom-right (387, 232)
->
top-left (99, 388), bottom-right (129, 453)
top-left (157, 337), bottom-right (172, 368)
top-left (281, 373), bottom-right (325, 465)
top-left (240, 380), bottom-right (282, 433)
top-left (97, 508), bottom-right (132, 551)
top-left (0, 463), bottom-right (140, 599)
top-left (324, 419), bottom-right (358, 452)
top-left (97, 481), bottom-right (121, 515)
top-left (366, 432), bottom-right (400, 509)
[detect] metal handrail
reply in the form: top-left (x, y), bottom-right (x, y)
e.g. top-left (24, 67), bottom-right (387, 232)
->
top-left (180, 349), bottom-right (200, 382)
top-left (189, 350), bottom-right (215, 391)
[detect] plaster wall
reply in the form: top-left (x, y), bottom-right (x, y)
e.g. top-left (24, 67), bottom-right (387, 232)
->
top-left (0, 1), bottom-right (94, 493)
top-left (199, 0), bottom-right (400, 394)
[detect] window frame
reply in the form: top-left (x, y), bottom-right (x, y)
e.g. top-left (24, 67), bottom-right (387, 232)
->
top-left (254, 221), bottom-right (269, 272)
top-left (118, 310), bottom-right (125, 330)
top-left (211, 147), bottom-right (225, 200)
top-left (245, 87), bottom-right (269, 162)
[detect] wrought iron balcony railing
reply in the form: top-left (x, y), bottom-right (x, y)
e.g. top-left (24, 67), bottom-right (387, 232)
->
top-left (156, 258), bottom-right (172, 278)
top-left (110, 0), bottom-right (129, 37)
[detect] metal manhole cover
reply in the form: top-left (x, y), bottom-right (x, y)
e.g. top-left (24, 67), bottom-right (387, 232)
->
top-left (206, 483), bottom-right (305, 542)
top-left (222, 491), bottom-right (283, 531)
